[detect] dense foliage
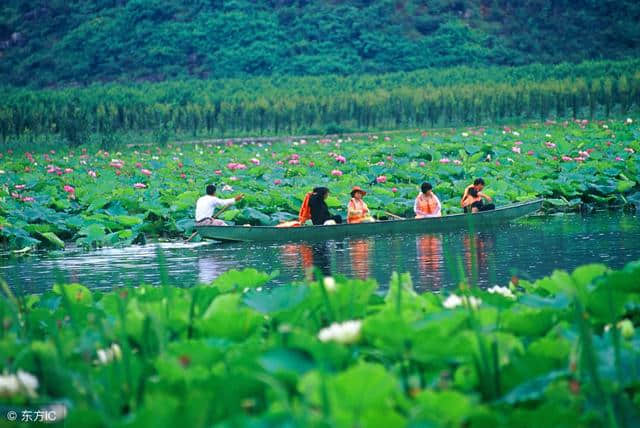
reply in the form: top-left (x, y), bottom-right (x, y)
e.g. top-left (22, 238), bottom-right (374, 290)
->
top-left (1, 60), bottom-right (640, 146)
top-left (1, 255), bottom-right (640, 426)
top-left (1, 0), bottom-right (640, 87)
top-left (1, 118), bottom-right (638, 251)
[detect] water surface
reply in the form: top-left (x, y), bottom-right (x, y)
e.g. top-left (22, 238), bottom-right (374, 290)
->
top-left (2, 212), bottom-right (639, 294)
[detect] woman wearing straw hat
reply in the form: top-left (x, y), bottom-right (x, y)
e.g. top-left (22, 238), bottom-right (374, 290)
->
top-left (347, 186), bottom-right (375, 224)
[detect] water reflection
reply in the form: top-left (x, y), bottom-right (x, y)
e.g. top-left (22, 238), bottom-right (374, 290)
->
top-left (416, 234), bottom-right (443, 290)
top-left (350, 239), bottom-right (371, 279)
top-left (2, 213), bottom-right (640, 294)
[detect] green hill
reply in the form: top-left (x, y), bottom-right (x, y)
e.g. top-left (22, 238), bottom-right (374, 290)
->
top-left (1, 0), bottom-right (639, 87)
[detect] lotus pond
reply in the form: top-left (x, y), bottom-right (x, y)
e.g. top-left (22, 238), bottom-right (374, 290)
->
top-left (2, 212), bottom-right (640, 296)
top-left (1, 118), bottom-right (639, 251)
top-left (1, 252), bottom-right (640, 427)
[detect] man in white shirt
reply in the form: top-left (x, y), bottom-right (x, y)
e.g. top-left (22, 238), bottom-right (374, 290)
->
top-left (195, 184), bottom-right (244, 226)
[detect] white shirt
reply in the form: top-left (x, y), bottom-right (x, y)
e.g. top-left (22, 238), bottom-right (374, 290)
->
top-left (195, 195), bottom-right (235, 221)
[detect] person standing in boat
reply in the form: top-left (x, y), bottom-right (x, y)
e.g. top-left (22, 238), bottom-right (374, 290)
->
top-left (461, 178), bottom-right (495, 212)
top-left (347, 186), bottom-right (375, 224)
top-left (195, 184), bottom-right (244, 226)
top-left (309, 187), bottom-right (342, 225)
top-left (414, 182), bottom-right (442, 218)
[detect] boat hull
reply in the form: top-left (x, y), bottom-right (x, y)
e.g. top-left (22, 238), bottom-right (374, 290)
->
top-left (196, 199), bottom-right (543, 242)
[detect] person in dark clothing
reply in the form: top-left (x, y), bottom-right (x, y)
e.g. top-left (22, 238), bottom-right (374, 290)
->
top-left (463, 187), bottom-right (496, 213)
top-left (309, 187), bottom-right (343, 225)
top-left (461, 178), bottom-right (495, 213)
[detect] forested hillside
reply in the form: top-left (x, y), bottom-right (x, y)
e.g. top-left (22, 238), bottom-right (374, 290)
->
top-left (1, 0), bottom-right (640, 87)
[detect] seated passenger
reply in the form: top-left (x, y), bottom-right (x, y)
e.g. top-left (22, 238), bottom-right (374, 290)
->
top-left (309, 187), bottom-right (342, 225)
top-left (414, 182), bottom-right (442, 218)
top-left (461, 178), bottom-right (495, 213)
top-left (347, 186), bottom-right (375, 224)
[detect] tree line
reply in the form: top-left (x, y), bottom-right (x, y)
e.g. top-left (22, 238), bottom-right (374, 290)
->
top-left (1, 61), bottom-right (639, 145)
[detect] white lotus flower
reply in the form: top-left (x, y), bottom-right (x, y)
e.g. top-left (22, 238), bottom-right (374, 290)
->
top-left (461, 132), bottom-right (469, 137)
top-left (96, 343), bottom-right (123, 365)
top-left (0, 170), bottom-right (5, 174)
top-left (0, 374), bottom-right (20, 397)
top-left (0, 370), bottom-right (39, 398)
top-left (222, 185), bottom-right (233, 192)
top-left (16, 370), bottom-right (38, 397)
top-left (625, 118), bottom-right (633, 124)
top-left (323, 276), bottom-right (336, 292)
top-left (443, 294), bottom-right (481, 309)
top-left (487, 285), bottom-right (515, 299)
top-left (545, 133), bottom-right (552, 138)
top-left (602, 124), bottom-right (609, 129)
top-left (513, 131), bottom-right (520, 136)
top-left (318, 320), bottom-right (362, 344)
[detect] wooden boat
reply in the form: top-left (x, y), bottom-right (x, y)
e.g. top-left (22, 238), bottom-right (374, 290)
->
top-left (197, 199), bottom-right (543, 243)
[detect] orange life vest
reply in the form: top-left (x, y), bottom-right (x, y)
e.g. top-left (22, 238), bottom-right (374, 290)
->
top-left (347, 198), bottom-right (369, 224)
top-left (416, 194), bottom-right (438, 216)
top-left (298, 192), bottom-right (313, 223)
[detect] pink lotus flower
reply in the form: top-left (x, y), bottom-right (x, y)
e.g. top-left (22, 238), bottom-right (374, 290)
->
top-left (376, 175), bottom-right (387, 183)
top-left (24, 166), bottom-right (31, 172)
top-left (180, 173), bottom-right (186, 179)
top-left (135, 162), bottom-right (142, 169)
top-left (274, 179), bottom-right (282, 185)
top-left (56, 171), bottom-right (62, 176)
top-left (335, 155), bottom-right (346, 163)
top-left (527, 150), bottom-right (535, 156)
top-left (11, 192), bottom-right (20, 199)
top-left (624, 147), bottom-right (635, 153)
top-left (561, 155), bottom-right (572, 162)
top-left (578, 150), bottom-right (589, 158)
top-left (512, 146), bottom-right (521, 154)
top-left (419, 161), bottom-right (426, 167)
top-left (386, 156), bottom-right (392, 161)
top-left (391, 187), bottom-right (398, 193)
top-left (331, 169), bottom-right (343, 177)
top-left (439, 158), bottom-right (451, 164)
top-left (14, 184), bottom-right (25, 190)
top-left (290, 154), bottom-right (300, 160)
top-left (615, 156), bottom-right (623, 161)
top-left (21, 196), bottom-right (34, 203)
top-left (178, 162), bottom-right (183, 168)
top-left (116, 170), bottom-right (121, 176)
top-left (288, 159), bottom-right (300, 165)
top-left (64, 168), bottom-right (73, 174)
top-left (250, 158), bottom-right (260, 165)
top-left (222, 185), bottom-right (233, 192)
top-left (133, 183), bottom-right (146, 189)
top-left (495, 161), bottom-right (501, 166)
top-left (545, 142), bottom-right (556, 149)
top-left (453, 159), bottom-right (462, 165)
top-left (229, 176), bottom-right (239, 181)
top-left (63, 185), bottom-right (75, 194)
top-left (309, 161), bottom-right (315, 167)
top-left (140, 169), bottom-right (152, 176)
top-left (88, 170), bottom-right (97, 178)
top-left (514, 141), bottom-right (523, 145)
top-left (110, 160), bottom-right (124, 168)
top-left (376, 161), bottom-right (385, 166)
top-left (214, 170), bottom-right (222, 175)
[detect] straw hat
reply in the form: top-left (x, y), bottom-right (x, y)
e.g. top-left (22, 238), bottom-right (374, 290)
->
top-left (350, 186), bottom-right (367, 197)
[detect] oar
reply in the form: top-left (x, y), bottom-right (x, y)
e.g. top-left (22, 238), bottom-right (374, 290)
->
top-left (186, 204), bottom-right (233, 242)
top-left (384, 211), bottom-right (405, 220)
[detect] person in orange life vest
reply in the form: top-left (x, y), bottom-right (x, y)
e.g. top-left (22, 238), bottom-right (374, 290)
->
top-left (461, 178), bottom-right (495, 213)
top-left (414, 182), bottom-right (442, 218)
top-left (347, 186), bottom-right (374, 224)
